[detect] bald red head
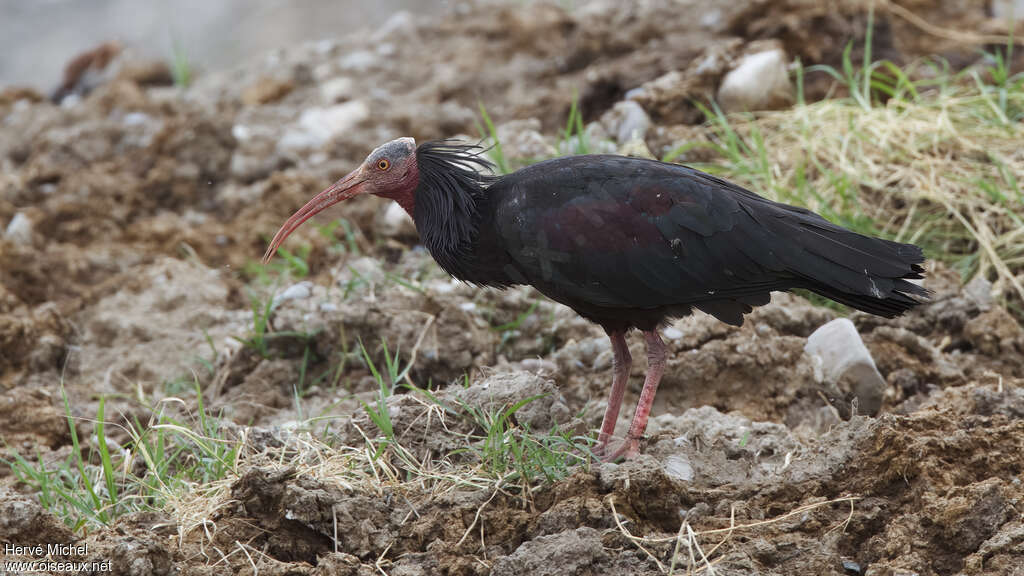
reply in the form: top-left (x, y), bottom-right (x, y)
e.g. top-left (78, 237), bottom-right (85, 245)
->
top-left (263, 137), bottom-right (420, 263)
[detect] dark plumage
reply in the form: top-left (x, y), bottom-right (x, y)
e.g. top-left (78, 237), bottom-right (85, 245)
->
top-left (265, 138), bottom-right (928, 460)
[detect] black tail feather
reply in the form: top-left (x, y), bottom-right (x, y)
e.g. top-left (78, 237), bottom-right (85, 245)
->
top-left (804, 280), bottom-right (925, 317)
top-left (779, 214), bottom-right (930, 317)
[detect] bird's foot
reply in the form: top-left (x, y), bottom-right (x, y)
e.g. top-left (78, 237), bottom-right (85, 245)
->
top-left (594, 436), bottom-right (641, 463)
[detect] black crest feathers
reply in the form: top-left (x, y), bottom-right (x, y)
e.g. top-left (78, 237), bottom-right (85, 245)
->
top-left (413, 140), bottom-right (497, 276)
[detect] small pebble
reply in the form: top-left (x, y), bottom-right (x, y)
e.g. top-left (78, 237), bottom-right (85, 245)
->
top-left (4, 212), bottom-right (32, 245)
top-left (663, 326), bottom-right (683, 340)
top-left (274, 281), bottom-right (313, 306)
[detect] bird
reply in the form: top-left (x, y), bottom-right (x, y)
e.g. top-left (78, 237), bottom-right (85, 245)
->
top-left (263, 137), bottom-right (927, 461)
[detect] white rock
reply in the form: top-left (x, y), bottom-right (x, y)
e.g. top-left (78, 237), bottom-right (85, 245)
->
top-left (121, 112), bottom-right (152, 127)
top-left (494, 118), bottom-right (556, 160)
top-left (428, 279), bottom-right (458, 294)
top-left (700, 8), bottom-right (723, 30)
top-left (273, 281), bottom-right (313, 307)
top-left (373, 11), bottom-right (418, 42)
top-left (964, 274), bottom-right (994, 310)
top-left (338, 50), bottom-right (377, 72)
top-left (314, 39), bottom-right (336, 55)
top-left (804, 318), bottom-right (885, 416)
top-left (662, 453), bottom-right (695, 482)
top-left (717, 48), bottom-right (793, 113)
top-left (602, 100), bottom-right (651, 144)
top-left (231, 124), bottom-right (252, 142)
top-left (319, 77), bottom-right (354, 103)
top-left (278, 101), bottom-right (369, 151)
top-left (4, 212), bottom-right (32, 245)
top-left (663, 326), bottom-right (684, 340)
top-left (377, 201), bottom-right (416, 239)
top-left (992, 0), bottom-right (1024, 20)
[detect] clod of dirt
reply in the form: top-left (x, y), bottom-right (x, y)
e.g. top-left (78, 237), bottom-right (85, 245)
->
top-left (74, 257), bottom-right (234, 388)
top-left (646, 405), bottom-right (802, 487)
top-left (628, 39), bottom-right (743, 125)
top-left (971, 385), bottom-right (1024, 418)
top-left (453, 371), bottom-right (573, 431)
top-left (242, 76), bottom-right (296, 107)
top-left (0, 487), bottom-right (74, 547)
top-left (964, 521), bottom-right (1024, 574)
top-left (106, 535), bottom-right (175, 576)
top-left (219, 359), bottom-right (299, 425)
top-left (230, 466), bottom-right (390, 563)
top-left (0, 385), bottom-right (69, 450)
top-left (963, 306), bottom-right (1024, 358)
top-left (923, 478), bottom-right (1014, 556)
top-left (313, 552), bottom-right (363, 576)
top-left (489, 527), bottom-right (609, 576)
top-left (0, 301), bottom-right (70, 388)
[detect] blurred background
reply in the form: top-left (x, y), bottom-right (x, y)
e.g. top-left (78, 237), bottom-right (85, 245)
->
top-left (0, 0), bottom-right (439, 89)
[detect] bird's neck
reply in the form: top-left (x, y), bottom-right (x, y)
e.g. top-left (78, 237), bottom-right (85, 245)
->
top-left (411, 174), bottom-right (483, 281)
top-left (403, 141), bottom-right (506, 283)
top-left (378, 188), bottom-right (417, 217)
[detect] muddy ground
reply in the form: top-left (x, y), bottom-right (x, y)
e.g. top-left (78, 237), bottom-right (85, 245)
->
top-left (1, 1), bottom-right (1023, 575)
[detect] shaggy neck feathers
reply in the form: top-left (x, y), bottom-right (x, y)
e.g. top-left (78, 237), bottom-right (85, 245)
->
top-left (411, 140), bottom-right (496, 280)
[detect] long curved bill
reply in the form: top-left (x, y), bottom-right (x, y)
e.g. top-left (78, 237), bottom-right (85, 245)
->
top-left (262, 168), bottom-right (365, 263)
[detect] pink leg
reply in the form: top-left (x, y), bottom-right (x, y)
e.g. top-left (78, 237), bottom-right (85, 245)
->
top-left (603, 330), bottom-right (667, 461)
top-left (595, 330), bottom-right (631, 455)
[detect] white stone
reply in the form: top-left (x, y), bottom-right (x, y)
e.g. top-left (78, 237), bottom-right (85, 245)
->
top-left (319, 77), bottom-right (354, 103)
top-left (662, 453), bottom-right (695, 482)
top-left (804, 318), bottom-right (885, 416)
top-left (338, 50), bottom-right (377, 72)
top-left (717, 48), bottom-right (793, 113)
top-left (314, 39), bottom-right (336, 55)
top-left (377, 201), bottom-right (416, 238)
top-left (373, 11), bottom-right (418, 42)
top-left (663, 326), bottom-right (684, 340)
top-left (992, 0), bottom-right (1024, 20)
top-left (700, 8), bottom-right (723, 30)
top-left (603, 100), bottom-right (651, 144)
top-left (4, 212), bottom-right (32, 245)
top-left (231, 124), bottom-right (252, 142)
top-left (494, 118), bottom-right (556, 160)
top-left (121, 112), bottom-right (152, 127)
top-left (965, 274), bottom-right (994, 310)
top-left (428, 279), bottom-right (458, 294)
top-left (273, 281), bottom-right (313, 307)
top-left (278, 101), bottom-right (369, 151)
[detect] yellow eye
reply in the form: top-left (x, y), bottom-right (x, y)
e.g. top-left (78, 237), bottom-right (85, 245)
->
top-left (377, 158), bottom-right (390, 171)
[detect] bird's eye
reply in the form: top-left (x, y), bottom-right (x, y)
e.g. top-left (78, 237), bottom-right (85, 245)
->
top-left (377, 158), bottom-right (390, 171)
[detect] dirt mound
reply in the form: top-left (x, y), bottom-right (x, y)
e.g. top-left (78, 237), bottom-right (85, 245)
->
top-left (25, 376), bottom-right (1009, 575)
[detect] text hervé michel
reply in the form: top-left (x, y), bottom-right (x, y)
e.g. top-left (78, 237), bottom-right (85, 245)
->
top-left (4, 542), bottom-right (88, 557)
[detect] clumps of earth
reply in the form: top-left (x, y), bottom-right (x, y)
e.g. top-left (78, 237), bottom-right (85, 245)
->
top-left (2, 1), bottom-right (1023, 575)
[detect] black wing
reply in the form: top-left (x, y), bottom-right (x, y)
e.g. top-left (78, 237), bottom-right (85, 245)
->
top-left (489, 155), bottom-right (925, 326)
